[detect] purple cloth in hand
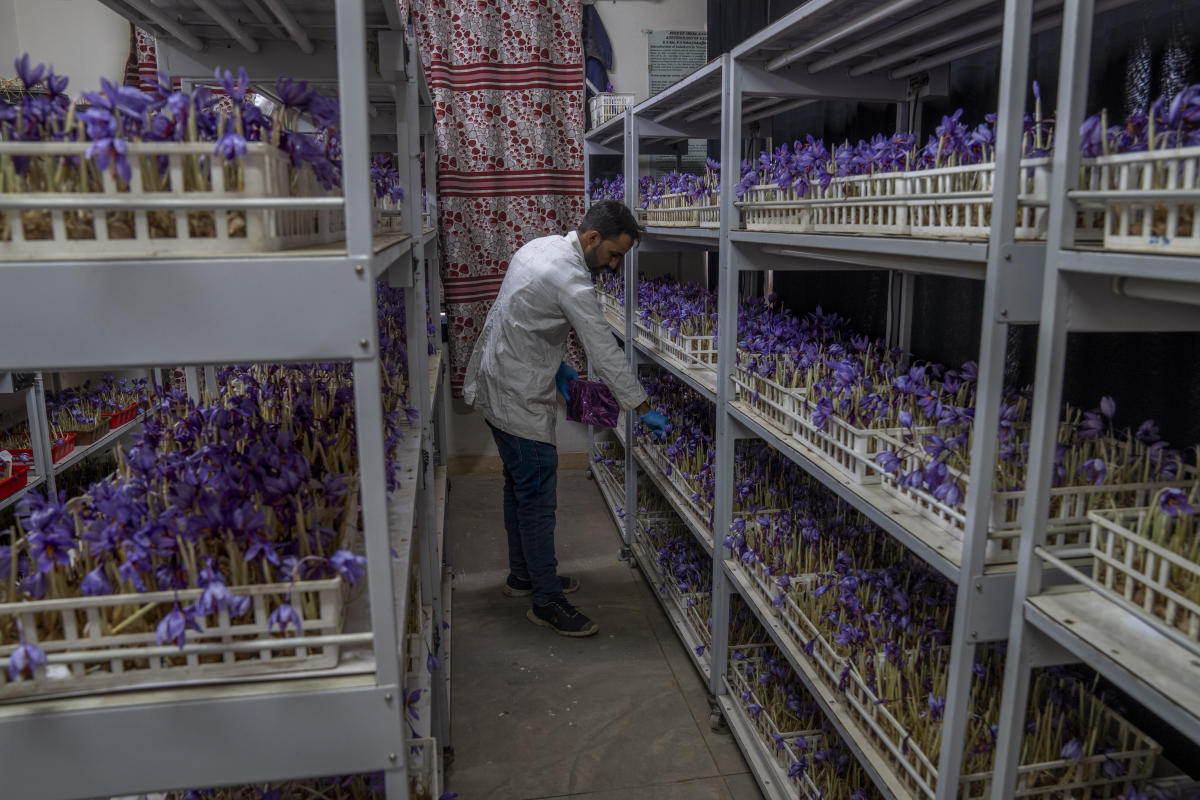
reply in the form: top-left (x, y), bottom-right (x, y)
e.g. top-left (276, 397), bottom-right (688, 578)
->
top-left (566, 379), bottom-right (620, 429)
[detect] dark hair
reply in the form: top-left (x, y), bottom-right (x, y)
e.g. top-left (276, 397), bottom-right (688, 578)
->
top-left (578, 199), bottom-right (641, 243)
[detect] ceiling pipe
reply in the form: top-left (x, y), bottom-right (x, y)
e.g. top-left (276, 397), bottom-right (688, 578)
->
top-left (808, 0), bottom-right (994, 73)
top-left (1113, 276), bottom-right (1200, 307)
top-left (240, 0), bottom-right (286, 38)
top-left (889, 0), bottom-right (1131, 79)
top-left (260, 0), bottom-right (315, 54)
top-left (193, 0), bottom-right (259, 52)
top-left (766, 0), bottom-right (927, 72)
top-left (654, 88), bottom-right (723, 122)
top-left (741, 98), bottom-right (816, 124)
top-left (851, 0), bottom-right (1058, 77)
top-left (112, 0), bottom-right (205, 52)
top-left (684, 101), bottom-right (724, 122)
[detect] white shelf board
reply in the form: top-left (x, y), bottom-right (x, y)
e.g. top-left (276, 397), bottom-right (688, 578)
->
top-left (628, 536), bottom-right (712, 684)
top-left (723, 558), bottom-right (909, 800)
top-left (728, 402), bottom-right (962, 582)
top-left (717, 691), bottom-right (799, 800)
top-left (0, 254), bottom-right (380, 369)
top-left (730, 229), bottom-right (990, 278)
top-left (631, 445), bottom-right (714, 556)
top-left (1059, 248), bottom-right (1200, 285)
top-left (0, 474), bottom-right (46, 513)
top-left (1025, 588), bottom-right (1200, 745)
top-left (641, 226), bottom-right (720, 246)
top-left (584, 112), bottom-right (626, 144)
top-left (51, 413), bottom-right (145, 476)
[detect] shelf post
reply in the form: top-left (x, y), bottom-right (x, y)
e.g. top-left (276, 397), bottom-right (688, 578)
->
top-left (622, 107), bottom-right (638, 554)
top-left (27, 376), bottom-right (54, 496)
top-left (336, 0), bottom-right (409, 793)
top-left (934, 1), bottom-right (1039, 796)
top-left (990, 0), bottom-right (1096, 796)
top-left (710, 53), bottom-right (738, 699)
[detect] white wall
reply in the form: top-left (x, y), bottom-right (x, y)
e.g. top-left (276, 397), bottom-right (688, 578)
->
top-left (0, 1), bottom-right (18, 72)
top-left (590, 0), bottom-right (708, 103)
top-left (2, 0), bottom-right (129, 95)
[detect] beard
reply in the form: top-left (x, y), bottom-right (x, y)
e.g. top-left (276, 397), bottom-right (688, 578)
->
top-left (583, 245), bottom-right (604, 271)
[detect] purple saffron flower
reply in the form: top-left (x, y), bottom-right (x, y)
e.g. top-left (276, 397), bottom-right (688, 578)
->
top-left (1061, 738), bottom-right (1084, 765)
top-left (876, 451), bottom-right (902, 474)
top-left (1079, 458), bottom-right (1108, 485)
top-left (216, 132), bottom-right (247, 162)
top-left (15, 54), bottom-right (46, 88)
top-left (927, 693), bottom-right (945, 720)
top-left (427, 653), bottom-right (441, 673)
top-left (1099, 396), bottom-right (1116, 419)
top-left (1100, 751), bottom-right (1124, 779)
top-left (329, 549), bottom-right (367, 585)
top-left (81, 565), bottom-right (113, 596)
top-left (268, 601), bottom-right (303, 636)
top-left (1158, 488), bottom-right (1195, 517)
top-left (7, 639), bottom-right (47, 682)
top-left (156, 601), bottom-right (203, 650)
top-left (1135, 419), bottom-right (1160, 444)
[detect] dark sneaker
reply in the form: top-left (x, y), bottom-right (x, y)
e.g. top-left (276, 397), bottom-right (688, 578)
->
top-left (502, 574), bottom-right (580, 598)
top-left (526, 597), bottom-right (599, 637)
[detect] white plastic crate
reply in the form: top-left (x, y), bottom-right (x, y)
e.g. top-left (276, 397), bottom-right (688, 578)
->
top-left (840, 656), bottom-right (1159, 800)
top-left (907, 158), bottom-right (1051, 241)
top-left (656, 330), bottom-right (717, 371)
top-left (0, 141), bottom-right (340, 260)
top-left (732, 359), bottom-right (804, 435)
top-left (589, 92), bottom-right (635, 128)
top-left (373, 194), bottom-right (404, 234)
top-left (737, 184), bottom-right (813, 232)
top-left (728, 654), bottom-right (826, 786)
top-left (407, 736), bottom-right (442, 800)
top-left (874, 429), bottom-right (1197, 563)
top-left (0, 577), bottom-right (344, 700)
top-left (639, 193), bottom-right (720, 229)
top-left (596, 290), bottom-right (625, 331)
top-left (1076, 146), bottom-right (1200, 255)
top-left (639, 442), bottom-right (713, 524)
top-left (1088, 506), bottom-right (1200, 647)
top-left (792, 396), bottom-right (920, 486)
top-left (810, 172), bottom-right (910, 236)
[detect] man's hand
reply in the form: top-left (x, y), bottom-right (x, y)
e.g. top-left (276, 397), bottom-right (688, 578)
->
top-left (639, 409), bottom-right (670, 437)
top-left (555, 362), bottom-right (579, 401)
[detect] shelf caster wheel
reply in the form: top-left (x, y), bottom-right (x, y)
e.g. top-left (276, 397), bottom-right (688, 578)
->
top-left (618, 546), bottom-right (632, 562)
top-left (709, 710), bottom-right (725, 732)
top-left (443, 746), bottom-right (455, 768)
top-left (586, 469), bottom-right (594, 480)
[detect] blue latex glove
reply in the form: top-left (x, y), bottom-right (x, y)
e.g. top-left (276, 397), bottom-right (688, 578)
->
top-left (640, 409), bottom-right (670, 437)
top-left (555, 362), bottom-right (579, 401)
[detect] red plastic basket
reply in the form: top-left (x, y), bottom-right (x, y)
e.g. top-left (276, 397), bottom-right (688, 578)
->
top-left (101, 402), bottom-right (139, 430)
top-left (7, 433), bottom-right (79, 466)
top-left (0, 464), bottom-right (30, 502)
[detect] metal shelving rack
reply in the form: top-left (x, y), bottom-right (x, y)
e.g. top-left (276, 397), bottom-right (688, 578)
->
top-left (0, 2), bottom-right (450, 798)
top-left (989, 0), bottom-right (1200, 796)
top-left (583, 1), bottom-right (1190, 799)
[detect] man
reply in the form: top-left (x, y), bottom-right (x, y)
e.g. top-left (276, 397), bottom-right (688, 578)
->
top-left (464, 200), bottom-right (669, 637)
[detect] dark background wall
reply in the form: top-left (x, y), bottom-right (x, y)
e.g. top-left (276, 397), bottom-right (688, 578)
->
top-left (707, 0), bottom-right (1200, 449)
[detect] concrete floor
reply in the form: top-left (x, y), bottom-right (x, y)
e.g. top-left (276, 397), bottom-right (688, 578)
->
top-left (443, 469), bottom-right (764, 800)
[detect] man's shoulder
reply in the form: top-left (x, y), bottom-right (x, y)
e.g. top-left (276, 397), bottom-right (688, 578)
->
top-left (514, 233), bottom-right (571, 257)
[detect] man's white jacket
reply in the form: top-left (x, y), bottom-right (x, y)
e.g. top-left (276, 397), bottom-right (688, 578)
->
top-left (463, 230), bottom-right (648, 445)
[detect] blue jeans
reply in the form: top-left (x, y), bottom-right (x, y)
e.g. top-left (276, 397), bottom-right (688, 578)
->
top-left (487, 422), bottom-right (560, 605)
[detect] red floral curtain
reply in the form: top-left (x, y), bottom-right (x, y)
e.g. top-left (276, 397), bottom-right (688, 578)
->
top-left (408, 1), bottom-right (586, 395)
